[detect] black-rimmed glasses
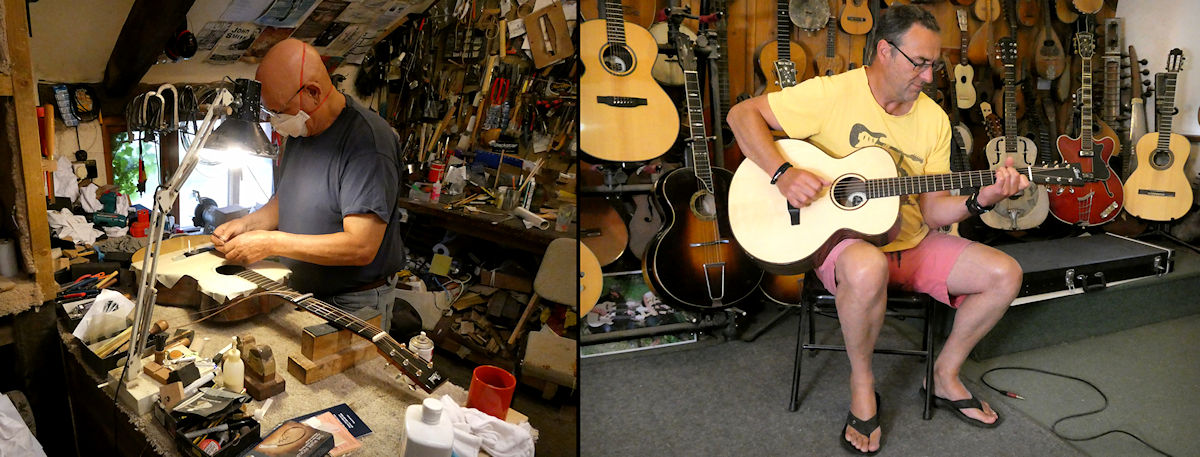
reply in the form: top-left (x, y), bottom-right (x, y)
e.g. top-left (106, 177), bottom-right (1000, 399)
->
top-left (886, 40), bottom-right (944, 72)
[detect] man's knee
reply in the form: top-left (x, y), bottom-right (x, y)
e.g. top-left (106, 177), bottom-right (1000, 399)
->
top-left (986, 255), bottom-right (1023, 299)
top-left (836, 242), bottom-right (888, 289)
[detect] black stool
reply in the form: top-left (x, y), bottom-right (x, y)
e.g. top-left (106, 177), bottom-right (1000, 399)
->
top-left (790, 278), bottom-right (937, 420)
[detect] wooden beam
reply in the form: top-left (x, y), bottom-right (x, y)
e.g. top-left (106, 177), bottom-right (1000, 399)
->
top-left (6, 0), bottom-right (55, 299)
top-left (0, 75), bottom-right (13, 96)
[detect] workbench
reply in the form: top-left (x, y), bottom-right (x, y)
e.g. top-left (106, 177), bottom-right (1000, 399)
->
top-left (397, 198), bottom-right (570, 254)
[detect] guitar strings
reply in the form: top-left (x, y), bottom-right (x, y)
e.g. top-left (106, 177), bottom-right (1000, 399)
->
top-left (827, 167), bottom-right (1065, 200)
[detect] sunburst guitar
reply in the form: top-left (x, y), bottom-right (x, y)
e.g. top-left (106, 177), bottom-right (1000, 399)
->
top-left (581, 0), bottom-right (679, 162)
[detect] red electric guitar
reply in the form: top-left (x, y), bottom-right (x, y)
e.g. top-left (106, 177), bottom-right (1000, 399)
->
top-left (1047, 31), bottom-right (1124, 227)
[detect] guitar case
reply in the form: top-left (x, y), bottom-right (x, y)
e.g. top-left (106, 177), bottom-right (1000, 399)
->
top-left (994, 233), bottom-right (1173, 304)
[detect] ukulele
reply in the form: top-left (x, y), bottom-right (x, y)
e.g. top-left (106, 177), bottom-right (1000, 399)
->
top-left (756, 0), bottom-right (808, 94)
top-left (953, 9), bottom-right (978, 109)
top-left (1034, 0), bottom-right (1066, 80)
top-left (1125, 49), bottom-right (1191, 222)
top-left (643, 32), bottom-right (763, 310)
top-left (839, 0), bottom-right (873, 36)
top-left (580, 0), bottom-right (680, 162)
top-left (1047, 31), bottom-right (1124, 227)
top-left (814, 16), bottom-right (846, 77)
top-left (981, 37), bottom-right (1048, 231)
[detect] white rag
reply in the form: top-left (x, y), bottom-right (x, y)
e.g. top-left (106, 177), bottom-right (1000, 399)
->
top-left (0, 394), bottom-right (46, 457)
top-left (52, 155), bottom-right (78, 202)
top-left (439, 395), bottom-right (535, 457)
top-left (79, 183), bottom-right (102, 213)
top-left (46, 208), bottom-right (103, 245)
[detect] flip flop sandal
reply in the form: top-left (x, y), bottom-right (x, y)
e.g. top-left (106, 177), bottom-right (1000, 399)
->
top-left (840, 392), bottom-right (882, 455)
top-left (922, 387), bottom-right (1003, 429)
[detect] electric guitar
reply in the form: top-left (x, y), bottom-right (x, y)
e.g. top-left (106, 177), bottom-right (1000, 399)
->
top-left (953, 9), bottom-right (977, 109)
top-left (756, 0), bottom-right (808, 94)
top-left (643, 32), bottom-right (763, 310)
top-left (981, 37), bottom-right (1047, 231)
top-left (1047, 31), bottom-right (1124, 227)
top-left (814, 16), bottom-right (846, 77)
top-left (727, 139), bottom-right (1086, 274)
top-left (581, 0), bottom-right (680, 162)
top-left (1125, 49), bottom-right (1191, 221)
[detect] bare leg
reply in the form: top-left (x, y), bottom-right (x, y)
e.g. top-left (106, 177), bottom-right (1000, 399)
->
top-left (934, 243), bottom-right (1022, 424)
top-left (834, 241), bottom-right (889, 453)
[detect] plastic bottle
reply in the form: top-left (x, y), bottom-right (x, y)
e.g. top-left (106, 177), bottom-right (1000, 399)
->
top-left (222, 339), bottom-right (244, 393)
top-left (401, 398), bottom-right (453, 457)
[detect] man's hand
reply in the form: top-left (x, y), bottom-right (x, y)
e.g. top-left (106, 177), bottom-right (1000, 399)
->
top-left (775, 166), bottom-right (832, 208)
top-left (977, 156), bottom-right (1030, 207)
top-left (211, 217), bottom-right (253, 248)
top-left (214, 230), bottom-right (277, 265)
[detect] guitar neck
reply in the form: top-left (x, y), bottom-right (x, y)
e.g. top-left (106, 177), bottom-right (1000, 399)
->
top-left (684, 68), bottom-right (715, 189)
top-left (1080, 51), bottom-right (1095, 152)
top-left (826, 16), bottom-right (837, 58)
top-left (1003, 60), bottom-right (1017, 152)
top-left (1102, 56), bottom-right (1121, 126)
top-left (865, 168), bottom-right (1034, 198)
top-left (1155, 72), bottom-right (1178, 148)
top-left (717, 2), bottom-right (732, 120)
top-left (776, 0), bottom-right (790, 60)
top-left (602, 0), bottom-right (626, 43)
top-left (234, 269), bottom-right (443, 393)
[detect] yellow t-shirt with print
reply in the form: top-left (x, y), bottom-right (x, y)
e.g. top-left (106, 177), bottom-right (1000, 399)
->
top-left (766, 67), bottom-right (951, 252)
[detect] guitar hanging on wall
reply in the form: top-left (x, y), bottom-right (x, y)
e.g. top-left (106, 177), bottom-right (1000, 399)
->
top-left (1047, 30), bottom-right (1124, 227)
top-left (981, 37), bottom-right (1048, 231)
top-left (1125, 49), bottom-right (1191, 222)
top-left (580, 0), bottom-right (680, 162)
top-left (756, 0), bottom-right (808, 94)
top-left (953, 8), bottom-right (977, 110)
top-left (643, 29), bottom-right (763, 311)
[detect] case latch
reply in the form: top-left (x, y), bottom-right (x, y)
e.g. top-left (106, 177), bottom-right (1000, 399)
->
top-left (1065, 268), bottom-right (1075, 291)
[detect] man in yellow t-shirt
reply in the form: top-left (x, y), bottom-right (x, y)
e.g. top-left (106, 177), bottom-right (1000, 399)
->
top-left (728, 5), bottom-right (1028, 454)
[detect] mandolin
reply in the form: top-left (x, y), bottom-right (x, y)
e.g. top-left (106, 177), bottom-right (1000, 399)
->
top-left (580, 0), bottom-right (680, 162)
top-left (814, 16), bottom-right (846, 77)
top-left (1047, 31), bottom-right (1124, 227)
top-left (1125, 49), bottom-right (1192, 222)
top-left (839, 0), bottom-right (873, 36)
top-left (953, 9), bottom-right (978, 109)
top-left (981, 38), bottom-right (1048, 231)
top-left (1070, 0), bottom-right (1102, 14)
top-left (727, 140), bottom-right (1086, 274)
top-left (974, 0), bottom-right (1001, 22)
top-left (756, 0), bottom-right (809, 94)
top-left (644, 32), bottom-right (762, 310)
top-left (1033, 0), bottom-right (1065, 80)
top-left (1015, 0), bottom-right (1039, 27)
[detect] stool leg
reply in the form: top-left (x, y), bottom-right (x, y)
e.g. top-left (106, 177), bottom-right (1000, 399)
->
top-left (790, 301), bottom-right (807, 412)
top-left (923, 299), bottom-right (935, 420)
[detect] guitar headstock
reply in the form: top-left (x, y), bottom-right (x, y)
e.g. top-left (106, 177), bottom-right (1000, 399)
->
top-left (956, 8), bottom-right (968, 33)
top-left (673, 31), bottom-right (697, 72)
top-left (1032, 163), bottom-right (1087, 186)
top-left (1074, 32), bottom-right (1095, 59)
top-left (997, 37), bottom-right (1018, 67)
top-left (1167, 48), bottom-right (1185, 73)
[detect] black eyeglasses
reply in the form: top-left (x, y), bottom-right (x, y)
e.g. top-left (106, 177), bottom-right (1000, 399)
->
top-left (886, 40), bottom-right (944, 72)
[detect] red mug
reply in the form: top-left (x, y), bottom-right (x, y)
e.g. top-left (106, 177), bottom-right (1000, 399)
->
top-left (466, 365), bottom-right (516, 420)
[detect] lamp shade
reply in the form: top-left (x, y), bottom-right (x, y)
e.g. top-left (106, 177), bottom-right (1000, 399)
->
top-left (207, 117), bottom-right (276, 158)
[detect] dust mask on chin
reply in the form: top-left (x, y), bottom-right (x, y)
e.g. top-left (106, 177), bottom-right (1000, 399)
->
top-left (269, 110), bottom-right (310, 138)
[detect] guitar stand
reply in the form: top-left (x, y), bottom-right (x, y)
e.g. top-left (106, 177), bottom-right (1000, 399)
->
top-left (740, 302), bottom-right (799, 342)
top-left (1137, 223), bottom-right (1200, 255)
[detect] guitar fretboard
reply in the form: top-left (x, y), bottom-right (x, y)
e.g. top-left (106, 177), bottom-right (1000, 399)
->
top-left (825, 16), bottom-right (836, 59)
top-left (1080, 45), bottom-right (1095, 154)
top-left (1003, 56), bottom-right (1017, 154)
top-left (1155, 72), bottom-right (1178, 150)
top-left (233, 269), bottom-right (443, 392)
top-left (854, 167), bottom-right (1061, 199)
top-left (603, 0), bottom-right (627, 45)
top-left (776, 0), bottom-right (790, 60)
top-left (684, 70), bottom-right (715, 191)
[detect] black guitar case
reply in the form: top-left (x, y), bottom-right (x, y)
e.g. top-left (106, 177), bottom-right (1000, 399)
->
top-left (994, 233), bottom-right (1173, 303)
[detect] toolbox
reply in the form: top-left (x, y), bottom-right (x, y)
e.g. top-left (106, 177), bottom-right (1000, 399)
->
top-left (994, 233), bottom-right (1174, 305)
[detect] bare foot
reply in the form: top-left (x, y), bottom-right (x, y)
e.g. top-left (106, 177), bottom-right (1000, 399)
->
top-left (930, 375), bottom-right (999, 425)
top-left (844, 391), bottom-right (882, 453)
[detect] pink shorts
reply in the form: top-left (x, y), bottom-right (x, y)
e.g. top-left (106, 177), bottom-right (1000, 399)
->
top-left (814, 232), bottom-right (974, 308)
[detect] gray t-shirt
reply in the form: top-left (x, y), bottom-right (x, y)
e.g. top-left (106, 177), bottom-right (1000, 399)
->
top-left (275, 96), bottom-right (404, 296)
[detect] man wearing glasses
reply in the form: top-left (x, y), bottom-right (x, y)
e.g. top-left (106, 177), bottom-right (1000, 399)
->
top-left (728, 5), bottom-right (1026, 454)
top-left (212, 38), bottom-right (404, 333)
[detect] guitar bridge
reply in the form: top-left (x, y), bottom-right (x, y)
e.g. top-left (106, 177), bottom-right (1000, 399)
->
top-left (596, 96), bottom-right (648, 108)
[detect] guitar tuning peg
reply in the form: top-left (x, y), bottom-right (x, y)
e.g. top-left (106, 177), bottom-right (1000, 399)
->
top-left (1141, 69), bottom-right (1150, 76)
top-left (1139, 59), bottom-right (1148, 65)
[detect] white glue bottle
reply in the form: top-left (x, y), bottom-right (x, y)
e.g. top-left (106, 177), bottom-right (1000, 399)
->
top-left (222, 338), bottom-right (244, 393)
top-left (401, 398), bottom-right (453, 457)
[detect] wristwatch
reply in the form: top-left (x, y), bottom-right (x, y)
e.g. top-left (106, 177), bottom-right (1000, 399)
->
top-left (965, 191), bottom-right (994, 216)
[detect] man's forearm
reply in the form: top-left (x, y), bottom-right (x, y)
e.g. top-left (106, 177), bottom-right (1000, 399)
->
top-left (244, 197), bottom-right (280, 231)
top-left (267, 231), bottom-right (380, 266)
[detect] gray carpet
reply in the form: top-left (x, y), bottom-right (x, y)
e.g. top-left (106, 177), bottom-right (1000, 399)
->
top-left (581, 312), bottom-right (1085, 456)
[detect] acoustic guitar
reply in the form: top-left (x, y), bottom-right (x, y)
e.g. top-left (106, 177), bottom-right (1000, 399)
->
top-left (1104, 45), bottom-right (1150, 236)
top-left (643, 32), bottom-right (762, 310)
top-left (580, 0), bottom-right (680, 162)
top-left (580, 243), bottom-right (603, 316)
top-left (981, 38), bottom-right (1048, 231)
top-left (626, 192), bottom-right (663, 260)
top-left (1125, 49), bottom-right (1192, 222)
top-left (756, 0), bottom-right (808, 94)
top-left (727, 140), bottom-right (1086, 274)
top-left (580, 197), bottom-right (629, 266)
top-left (1047, 31), bottom-right (1124, 227)
top-left (1034, 0), bottom-right (1066, 80)
top-left (839, 0), bottom-right (873, 36)
top-left (649, 21), bottom-right (696, 87)
top-left (814, 16), bottom-right (846, 77)
top-left (953, 9), bottom-right (977, 109)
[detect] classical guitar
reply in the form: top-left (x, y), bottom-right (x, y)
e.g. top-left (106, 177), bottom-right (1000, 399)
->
top-left (940, 58), bottom-right (976, 237)
top-left (814, 16), bottom-right (846, 77)
top-left (1047, 31), bottom-right (1124, 227)
top-left (1126, 49), bottom-right (1191, 222)
top-left (580, 197), bottom-right (629, 266)
top-left (953, 9), bottom-right (977, 109)
top-left (727, 140), bottom-right (1086, 274)
top-left (580, 243), bottom-right (603, 316)
top-left (643, 33), bottom-right (763, 310)
top-left (581, 0), bottom-right (680, 162)
top-left (756, 0), bottom-right (808, 94)
top-left (839, 0), bottom-right (873, 36)
top-left (1033, 0), bottom-right (1065, 80)
top-left (144, 247), bottom-right (444, 393)
top-left (981, 38), bottom-right (1048, 231)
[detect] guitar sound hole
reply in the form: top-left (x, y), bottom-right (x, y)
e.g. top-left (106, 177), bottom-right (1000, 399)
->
top-left (1152, 149), bottom-right (1171, 168)
top-left (691, 191), bottom-right (717, 221)
top-left (216, 264), bottom-right (247, 276)
top-left (601, 44), bottom-right (634, 76)
top-left (832, 177), bottom-right (868, 209)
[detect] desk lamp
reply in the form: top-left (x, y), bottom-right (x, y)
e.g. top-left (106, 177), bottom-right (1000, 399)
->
top-left (121, 79), bottom-right (274, 393)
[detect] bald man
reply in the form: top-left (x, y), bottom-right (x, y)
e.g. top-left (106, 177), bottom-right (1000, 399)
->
top-left (212, 38), bottom-right (405, 332)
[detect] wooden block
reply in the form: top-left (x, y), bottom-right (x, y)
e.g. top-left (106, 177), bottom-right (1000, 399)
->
top-left (245, 345), bottom-right (276, 381)
top-left (300, 310), bottom-right (382, 360)
top-left (159, 382), bottom-right (184, 410)
top-left (244, 373), bottom-right (286, 401)
top-left (143, 361), bottom-right (170, 384)
top-left (287, 340), bottom-right (379, 385)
